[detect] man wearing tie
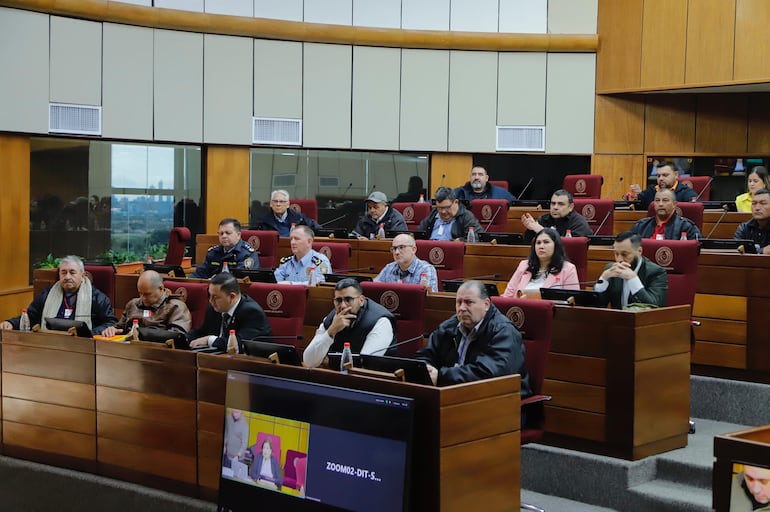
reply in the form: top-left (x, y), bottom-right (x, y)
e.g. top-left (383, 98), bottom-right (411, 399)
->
top-left (594, 231), bottom-right (668, 309)
top-left (187, 272), bottom-right (271, 352)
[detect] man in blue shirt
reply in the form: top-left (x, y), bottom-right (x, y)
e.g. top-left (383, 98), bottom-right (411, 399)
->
top-left (417, 187), bottom-right (484, 240)
top-left (274, 225), bottom-right (331, 284)
top-left (374, 233), bottom-right (438, 291)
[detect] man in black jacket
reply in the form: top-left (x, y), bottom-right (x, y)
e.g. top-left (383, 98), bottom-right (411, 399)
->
top-left (353, 191), bottom-right (407, 239)
top-left (522, 189), bottom-right (592, 242)
top-left (417, 186), bottom-right (485, 240)
top-left (415, 280), bottom-right (529, 394)
top-left (734, 188), bottom-right (770, 254)
top-left (252, 190), bottom-right (322, 237)
top-left (187, 272), bottom-right (271, 352)
top-left (630, 188), bottom-right (701, 240)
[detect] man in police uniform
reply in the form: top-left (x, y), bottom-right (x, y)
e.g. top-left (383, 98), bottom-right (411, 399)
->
top-left (190, 218), bottom-right (257, 279)
top-left (274, 225), bottom-right (331, 284)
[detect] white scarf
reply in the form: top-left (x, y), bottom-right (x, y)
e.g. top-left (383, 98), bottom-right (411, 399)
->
top-left (42, 278), bottom-right (94, 330)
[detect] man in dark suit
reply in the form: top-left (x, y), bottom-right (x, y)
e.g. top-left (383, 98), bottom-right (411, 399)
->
top-left (593, 231), bottom-right (668, 309)
top-left (187, 272), bottom-right (271, 352)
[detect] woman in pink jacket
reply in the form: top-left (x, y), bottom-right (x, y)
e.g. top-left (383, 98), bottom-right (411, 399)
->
top-left (503, 228), bottom-right (579, 298)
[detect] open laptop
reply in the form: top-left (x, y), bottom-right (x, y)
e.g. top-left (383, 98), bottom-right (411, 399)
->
top-left (360, 354), bottom-right (433, 385)
top-left (441, 280), bottom-right (499, 296)
top-left (539, 287), bottom-right (603, 307)
top-left (242, 339), bottom-right (301, 366)
top-left (44, 317), bottom-right (93, 338)
top-left (700, 239), bottom-right (758, 253)
top-left (386, 230), bottom-right (428, 240)
top-left (143, 263), bottom-right (186, 278)
top-left (231, 268), bottom-right (277, 283)
top-left (323, 273), bottom-right (373, 283)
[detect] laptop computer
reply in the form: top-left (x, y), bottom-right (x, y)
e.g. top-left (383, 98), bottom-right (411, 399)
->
top-left (539, 287), bottom-right (603, 307)
top-left (478, 232), bottom-right (526, 245)
top-left (587, 235), bottom-right (617, 246)
top-left (315, 228), bottom-right (349, 239)
top-left (44, 317), bottom-right (93, 338)
top-left (242, 339), bottom-right (301, 366)
top-left (386, 230), bottom-right (428, 240)
top-left (701, 201), bottom-right (737, 212)
top-left (323, 273), bottom-right (373, 283)
top-left (441, 280), bottom-right (499, 296)
top-left (700, 239), bottom-right (758, 253)
top-left (359, 354), bottom-right (433, 385)
top-left (231, 268), bottom-right (277, 283)
top-left (143, 263), bottom-right (186, 278)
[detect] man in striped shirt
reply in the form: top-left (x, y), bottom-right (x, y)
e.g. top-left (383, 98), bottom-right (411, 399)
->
top-left (374, 234), bottom-right (438, 292)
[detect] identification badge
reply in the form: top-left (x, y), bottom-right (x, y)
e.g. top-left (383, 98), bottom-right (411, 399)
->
top-left (143, 309), bottom-right (152, 318)
top-left (656, 234), bottom-right (664, 240)
top-left (64, 308), bottom-right (73, 318)
top-left (437, 224), bottom-right (445, 236)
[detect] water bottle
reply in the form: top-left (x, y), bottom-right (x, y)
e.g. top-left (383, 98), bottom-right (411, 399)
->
top-left (129, 319), bottom-right (139, 340)
top-left (565, 229), bottom-right (573, 238)
top-left (290, 222), bottom-right (296, 232)
top-left (376, 223), bottom-right (386, 240)
top-left (308, 266), bottom-right (318, 287)
top-left (418, 193), bottom-right (425, 203)
top-left (680, 231), bottom-right (687, 240)
top-left (227, 329), bottom-right (238, 354)
top-left (20, 309), bottom-right (31, 332)
top-left (466, 226), bottom-right (477, 243)
top-left (222, 261), bottom-right (230, 273)
top-left (419, 272), bottom-right (429, 288)
top-left (340, 342), bottom-right (353, 374)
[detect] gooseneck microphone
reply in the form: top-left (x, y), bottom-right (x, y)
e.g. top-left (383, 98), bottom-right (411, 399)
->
top-left (693, 177), bottom-right (714, 202)
top-left (369, 334), bottom-right (427, 356)
top-left (604, 176), bottom-right (624, 200)
top-left (517, 177), bottom-right (534, 199)
top-left (330, 266), bottom-right (376, 273)
top-left (340, 182), bottom-right (353, 199)
top-left (593, 209), bottom-right (613, 235)
top-left (320, 213), bottom-right (349, 227)
top-left (705, 204), bottom-right (730, 239)
top-left (484, 205), bottom-right (504, 230)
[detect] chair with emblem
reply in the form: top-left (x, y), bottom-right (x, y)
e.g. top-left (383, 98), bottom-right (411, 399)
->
top-left (360, 281), bottom-right (427, 357)
top-left (239, 230), bottom-right (279, 268)
top-left (469, 199), bottom-right (509, 233)
top-left (679, 176), bottom-right (711, 201)
top-left (289, 199), bottom-right (318, 222)
top-left (392, 202), bottom-right (431, 232)
top-left (246, 282), bottom-right (307, 348)
top-left (572, 198), bottom-right (614, 236)
top-left (562, 174), bottom-right (603, 199)
top-left (312, 242), bottom-right (350, 273)
top-left (646, 201), bottom-right (704, 231)
top-left (490, 295), bottom-right (554, 512)
top-left (641, 239), bottom-right (699, 308)
top-left (163, 280), bottom-right (210, 328)
top-left (415, 240), bottom-right (465, 291)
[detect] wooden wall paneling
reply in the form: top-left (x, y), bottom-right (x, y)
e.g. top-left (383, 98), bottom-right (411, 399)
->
top-left (692, 341), bottom-right (746, 369)
top-left (685, 0), bottom-right (736, 84)
top-left (640, 0), bottom-right (688, 89)
top-left (747, 93), bottom-right (770, 153)
top-left (430, 153), bottom-right (473, 192)
top-left (747, 298), bottom-right (770, 371)
top-left (590, 154), bottom-right (646, 199)
top-left (734, 0), bottom-right (770, 81)
top-left (595, 0), bottom-right (643, 91)
top-left (204, 146), bottom-right (250, 232)
top-left (593, 95), bottom-right (645, 154)
top-left (0, 135), bottom-right (30, 291)
top-left (694, 94), bottom-right (748, 154)
top-left (644, 94), bottom-right (696, 154)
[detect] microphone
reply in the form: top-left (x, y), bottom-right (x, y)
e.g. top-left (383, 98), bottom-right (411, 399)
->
top-left (246, 335), bottom-right (304, 340)
top-left (592, 209), bottom-right (613, 235)
top-left (704, 204), bottom-right (730, 239)
top-left (484, 205), bottom-right (504, 230)
top-left (368, 334), bottom-right (426, 356)
top-left (517, 177), bottom-right (534, 200)
top-left (320, 213), bottom-right (348, 227)
top-left (340, 182), bottom-right (353, 199)
top-left (604, 176), bottom-right (623, 200)
top-left (693, 177), bottom-right (714, 202)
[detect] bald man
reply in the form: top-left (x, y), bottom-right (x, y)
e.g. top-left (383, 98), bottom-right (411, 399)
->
top-left (101, 270), bottom-right (192, 337)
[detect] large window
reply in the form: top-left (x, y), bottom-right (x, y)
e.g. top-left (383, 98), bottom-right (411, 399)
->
top-left (30, 137), bottom-right (202, 270)
top-left (248, 148), bottom-right (429, 230)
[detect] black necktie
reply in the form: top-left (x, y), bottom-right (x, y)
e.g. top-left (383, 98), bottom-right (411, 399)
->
top-left (220, 313), bottom-right (231, 337)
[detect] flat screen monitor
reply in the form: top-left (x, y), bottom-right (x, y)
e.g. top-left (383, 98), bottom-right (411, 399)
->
top-left (231, 268), bottom-right (277, 283)
top-left (701, 201), bottom-right (737, 212)
top-left (700, 239), bottom-right (758, 254)
top-left (478, 232), bottom-right (525, 245)
top-left (587, 235), bottom-right (617, 246)
top-left (323, 273), bottom-right (373, 284)
top-left (441, 280), bottom-right (499, 296)
top-left (728, 461), bottom-right (770, 510)
top-left (360, 354), bottom-right (433, 386)
top-left (314, 228), bottom-right (349, 239)
top-left (218, 371), bottom-right (415, 512)
top-left (385, 230), bottom-right (427, 240)
top-left (44, 317), bottom-right (92, 338)
top-left (539, 287), bottom-right (603, 308)
top-left (242, 340), bottom-right (301, 366)
top-left (143, 263), bottom-right (186, 278)
top-left (512, 199), bottom-right (550, 209)
top-left (613, 200), bottom-right (643, 210)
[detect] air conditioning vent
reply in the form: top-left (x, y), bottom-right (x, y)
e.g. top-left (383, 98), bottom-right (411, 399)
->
top-left (253, 117), bottom-right (302, 146)
top-left (496, 126), bottom-right (545, 152)
top-left (319, 176), bottom-right (340, 188)
top-left (272, 174), bottom-right (296, 188)
top-left (49, 103), bottom-right (102, 136)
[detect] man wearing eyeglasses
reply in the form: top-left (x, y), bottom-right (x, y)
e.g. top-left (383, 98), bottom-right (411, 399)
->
top-left (374, 234), bottom-right (438, 292)
top-left (521, 189), bottom-right (592, 242)
top-left (417, 186), bottom-right (485, 240)
top-left (253, 189), bottom-right (322, 237)
top-left (302, 278), bottom-right (397, 368)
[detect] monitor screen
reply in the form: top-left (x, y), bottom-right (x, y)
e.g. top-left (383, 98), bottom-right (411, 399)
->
top-left (441, 280), bottom-right (499, 296)
top-left (143, 263), bottom-right (186, 278)
top-left (44, 317), bottom-right (92, 338)
top-left (729, 461), bottom-right (770, 510)
top-left (242, 340), bottom-right (301, 366)
top-left (322, 273), bottom-right (373, 284)
top-left (360, 354), bottom-right (433, 386)
top-left (231, 269), bottom-right (278, 283)
top-left (539, 287), bottom-right (603, 307)
top-left (218, 371), bottom-right (415, 512)
top-left (700, 239), bottom-right (758, 254)
top-left (477, 232), bottom-right (525, 245)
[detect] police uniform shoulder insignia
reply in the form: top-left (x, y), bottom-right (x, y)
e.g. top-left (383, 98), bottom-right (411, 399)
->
top-left (207, 245), bottom-right (217, 252)
top-left (279, 255), bottom-right (292, 264)
top-left (245, 244), bottom-right (255, 253)
top-left (311, 255), bottom-right (323, 266)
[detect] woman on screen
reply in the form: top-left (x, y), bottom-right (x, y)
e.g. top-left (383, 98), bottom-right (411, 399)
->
top-left (250, 437), bottom-right (283, 490)
top-left (736, 166), bottom-right (770, 213)
top-left (502, 228), bottom-right (578, 298)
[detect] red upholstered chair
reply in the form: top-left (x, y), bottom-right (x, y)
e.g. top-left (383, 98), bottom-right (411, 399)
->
top-left (283, 450), bottom-right (307, 490)
top-left (679, 176), bottom-right (711, 201)
top-left (415, 240), bottom-right (465, 291)
top-left (84, 264), bottom-right (116, 305)
top-left (289, 199), bottom-right (318, 221)
top-left (163, 280), bottom-right (210, 327)
top-left (294, 455), bottom-right (307, 493)
top-left (240, 230), bottom-right (279, 268)
top-left (562, 174), bottom-right (603, 198)
top-left (165, 227), bottom-right (191, 266)
top-left (572, 199), bottom-right (614, 236)
top-left (646, 201), bottom-right (705, 231)
top-left (489, 180), bottom-right (509, 191)
top-left (392, 202), bottom-right (431, 232)
top-left (560, 236), bottom-right (589, 286)
top-left (641, 239), bottom-right (700, 308)
top-left (469, 199), bottom-right (509, 233)
top-left (360, 281), bottom-right (427, 357)
top-left (312, 242), bottom-right (351, 272)
top-left (247, 283), bottom-right (307, 348)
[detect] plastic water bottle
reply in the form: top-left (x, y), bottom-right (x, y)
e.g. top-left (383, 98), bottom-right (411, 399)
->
top-left (466, 227), bottom-right (477, 243)
top-left (418, 193), bottom-right (425, 203)
top-left (377, 223), bottom-right (386, 240)
top-left (308, 266), bottom-right (318, 287)
top-left (680, 231), bottom-right (687, 240)
top-left (129, 319), bottom-right (139, 340)
top-left (222, 261), bottom-right (230, 273)
top-left (290, 222), bottom-right (296, 232)
top-left (340, 342), bottom-right (353, 374)
top-left (419, 272), bottom-right (429, 288)
top-left (565, 229), bottom-right (573, 238)
top-left (227, 329), bottom-right (238, 354)
top-left (20, 309), bottom-right (31, 332)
